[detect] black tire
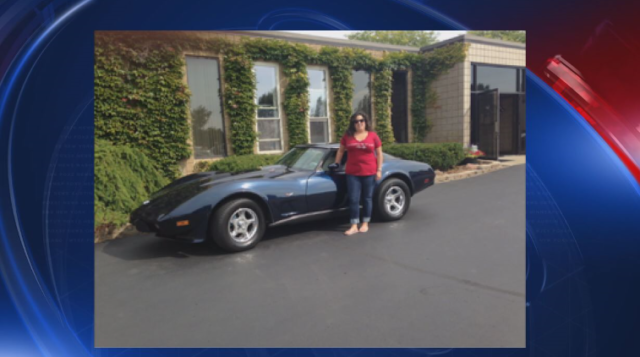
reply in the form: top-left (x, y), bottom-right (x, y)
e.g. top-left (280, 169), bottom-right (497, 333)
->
top-left (374, 178), bottom-right (411, 221)
top-left (209, 198), bottom-right (266, 252)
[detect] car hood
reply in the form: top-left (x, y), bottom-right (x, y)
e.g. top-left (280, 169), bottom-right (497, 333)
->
top-left (136, 165), bottom-right (291, 216)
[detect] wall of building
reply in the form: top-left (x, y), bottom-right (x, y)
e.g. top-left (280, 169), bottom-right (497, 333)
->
top-left (426, 41), bottom-right (525, 147)
top-left (425, 61), bottom-right (466, 144)
top-left (175, 31), bottom-right (390, 174)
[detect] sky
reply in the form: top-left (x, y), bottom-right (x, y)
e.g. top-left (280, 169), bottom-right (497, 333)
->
top-left (285, 30), bottom-right (467, 42)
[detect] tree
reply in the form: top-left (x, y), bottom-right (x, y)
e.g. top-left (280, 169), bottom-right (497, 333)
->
top-left (258, 92), bottom-right (274, 106)
top-left (314, 96), bottom-right (325, 118)
top-left (191, 105), bottom-right (213, 131)
top-left (347, 31), bottom-right (438, 47)
top-left (468, 31), bottom-right (525, 44)
top-left (354, 93), bottom-right (371, 117)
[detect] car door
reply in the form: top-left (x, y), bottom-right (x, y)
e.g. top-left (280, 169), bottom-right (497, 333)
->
top-left (267, 168), bottom-right (314, 220)
top-left (305, 149), bottom-right (348, 212)
top-left (267, 148), bottom-right (328, 220)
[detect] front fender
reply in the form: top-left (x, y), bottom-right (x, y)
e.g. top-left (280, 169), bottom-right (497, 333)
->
top-left (215, 189), bottom-right (274, 222)
top-left (171, 180), bottom-right (277, 223)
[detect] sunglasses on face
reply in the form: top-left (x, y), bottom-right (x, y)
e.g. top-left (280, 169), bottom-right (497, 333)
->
top-left (353, 119), bottom-right (365, 124)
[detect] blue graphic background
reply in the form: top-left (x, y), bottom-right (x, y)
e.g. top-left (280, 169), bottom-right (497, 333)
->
top-left (1, 0), bottom-right (639, 356)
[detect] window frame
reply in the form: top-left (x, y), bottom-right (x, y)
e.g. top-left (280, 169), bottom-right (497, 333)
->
top-left (306, 65), bottom-right (332, 144)
top-left (470, 63), bottom-right (526, 94)
top-left (184, 54), bottom-right (227, 160)
top-left (253, 61), bottom-right (285, 154)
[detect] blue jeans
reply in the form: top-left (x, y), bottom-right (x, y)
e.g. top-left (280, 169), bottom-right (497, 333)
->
top-left (346, 174), bottom-right (375, 224)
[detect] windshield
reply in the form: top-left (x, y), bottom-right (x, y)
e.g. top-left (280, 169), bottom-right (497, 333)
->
top-left (275, 147), bottom-right (327, 171)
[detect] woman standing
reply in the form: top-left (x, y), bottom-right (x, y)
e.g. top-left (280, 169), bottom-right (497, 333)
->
top-left (334, 112), bottom-right (383, 235)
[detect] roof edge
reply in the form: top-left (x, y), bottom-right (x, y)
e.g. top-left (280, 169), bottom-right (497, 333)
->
top-left (227, 31), bottom-right (420, 53)
top-left (420, 33), bottom-right (526, 52)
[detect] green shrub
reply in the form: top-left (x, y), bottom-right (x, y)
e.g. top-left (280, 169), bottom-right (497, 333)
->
top-left (95, 139), bottom-right (170, 228)
top-left (94, 38), bottom-right (192, 180)
top-left (204, 154), bottom-right (282, 174)
top-left (192, 160), bottom-right (213, 173)
top-left (385, 142), bottom-right (466, 171)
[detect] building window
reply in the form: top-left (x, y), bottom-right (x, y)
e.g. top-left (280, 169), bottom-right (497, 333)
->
top-left (254, 63), bottom-right (283, 152)
top-left (352, 70), bottom-right (371, 118)
top-left (471, 64), bottom-right (524, 93)
top-left (307, 67), bottom-right (330, 143)
top-left (185, 56), bottom-right (226, 159)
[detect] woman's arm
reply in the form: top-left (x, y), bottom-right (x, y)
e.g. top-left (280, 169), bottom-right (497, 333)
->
top-left (376, 146), bottom-right (383, 179)
top-left (335, 145), bottom-right (346, 165)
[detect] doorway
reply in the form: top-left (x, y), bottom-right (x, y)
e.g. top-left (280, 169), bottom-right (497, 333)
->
top-left (499, 93), bottom-right (526, 155)
top-left (475, 89), bottom-right (500, 159)
top-left (470, 64), bottom-right (526, 157)
top-left (391, 71), bottom-right (409, 143)
top-left (500, 94), bottom-right (517, 155)
top-left (471, 91), bottom-right (526, 158)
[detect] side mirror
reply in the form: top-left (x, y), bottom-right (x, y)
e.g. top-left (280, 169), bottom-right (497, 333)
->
top-left (328, 163), bottom-right (340, 172)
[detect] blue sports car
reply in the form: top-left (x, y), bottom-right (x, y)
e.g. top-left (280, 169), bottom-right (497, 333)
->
top-left (130, 143), bottom-right (435, 252)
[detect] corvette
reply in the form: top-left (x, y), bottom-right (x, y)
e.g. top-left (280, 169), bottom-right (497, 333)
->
top-left (130, 143), bottom-right (435, 252)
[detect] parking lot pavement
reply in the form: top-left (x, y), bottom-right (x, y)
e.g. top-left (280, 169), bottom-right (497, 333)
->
top-left (95, 165), bottom-right (525, 347)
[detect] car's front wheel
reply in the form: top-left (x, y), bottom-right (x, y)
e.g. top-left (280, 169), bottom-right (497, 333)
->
top-left (209, 198), bottom-right (266, 252)
top-left (374, 178), bottom-right (411, 221)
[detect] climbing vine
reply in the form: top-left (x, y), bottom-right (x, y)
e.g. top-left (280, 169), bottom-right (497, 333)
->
top-left (222, 47), bottom-right (257, 155)
top-left (95, 32), bottom-right (466, 174)
top-left (372, 68), bottom-right (395, 145)
top-left (315, 47), bottom-right (379, 141)
top-left (94, 36), bottom-right (193, 179)
top-left (316, 47), bottom-right (353, 141)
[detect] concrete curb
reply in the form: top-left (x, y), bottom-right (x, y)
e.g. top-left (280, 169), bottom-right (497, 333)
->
top-left (95, 223), bottom-right (135, 243)
top-left (435, 162), bottom-right (515, 184)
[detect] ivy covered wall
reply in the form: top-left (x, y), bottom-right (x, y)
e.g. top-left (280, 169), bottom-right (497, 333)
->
top-left (95, 32), bottom-right (466, 177)
top-left (95, 37), bottom-right (193, 179)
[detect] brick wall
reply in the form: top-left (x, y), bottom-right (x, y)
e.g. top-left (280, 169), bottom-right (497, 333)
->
top-left (425, 61), bottom-right (466, 144)
top-left (425, 41), bottom-right (525, 147)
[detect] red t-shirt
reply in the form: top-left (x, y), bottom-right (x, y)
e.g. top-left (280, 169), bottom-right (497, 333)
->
top-left (340, 131), bottom-right (382, 176)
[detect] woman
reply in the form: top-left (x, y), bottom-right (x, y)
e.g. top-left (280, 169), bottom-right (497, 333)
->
top-left (334, 112), bottom-right (383, 235)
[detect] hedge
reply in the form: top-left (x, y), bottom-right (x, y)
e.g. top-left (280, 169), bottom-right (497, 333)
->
top-left (385, 143), bottom-right (466, 171)
top-left (197, 144), bottom-right (464, 174)
top-left (95, 139), bottom-right (170, 229)
top-left (197, 154), bottom-right (283, 174)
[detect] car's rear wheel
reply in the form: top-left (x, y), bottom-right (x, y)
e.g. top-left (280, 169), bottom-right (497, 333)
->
top-left (374, 178), bottom-right (411, 221)
top-left (209, 198), bottom-right (266, 252)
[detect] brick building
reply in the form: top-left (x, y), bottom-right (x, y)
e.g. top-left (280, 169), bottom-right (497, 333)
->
top-left (132, 31), bottom-right (525, 172)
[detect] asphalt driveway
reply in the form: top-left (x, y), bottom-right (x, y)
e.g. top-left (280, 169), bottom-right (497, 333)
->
top-left (95, 165), bottom-right (525, 347)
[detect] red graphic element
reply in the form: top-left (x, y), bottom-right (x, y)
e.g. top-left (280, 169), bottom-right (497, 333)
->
top-left (544, 56), bottom-right (640, 182)
top-left (348, 142), bottom-right (371, 150)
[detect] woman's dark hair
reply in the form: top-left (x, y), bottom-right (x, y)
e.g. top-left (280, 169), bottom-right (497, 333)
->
top-left (345, 111), bottom-right (372, 137)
